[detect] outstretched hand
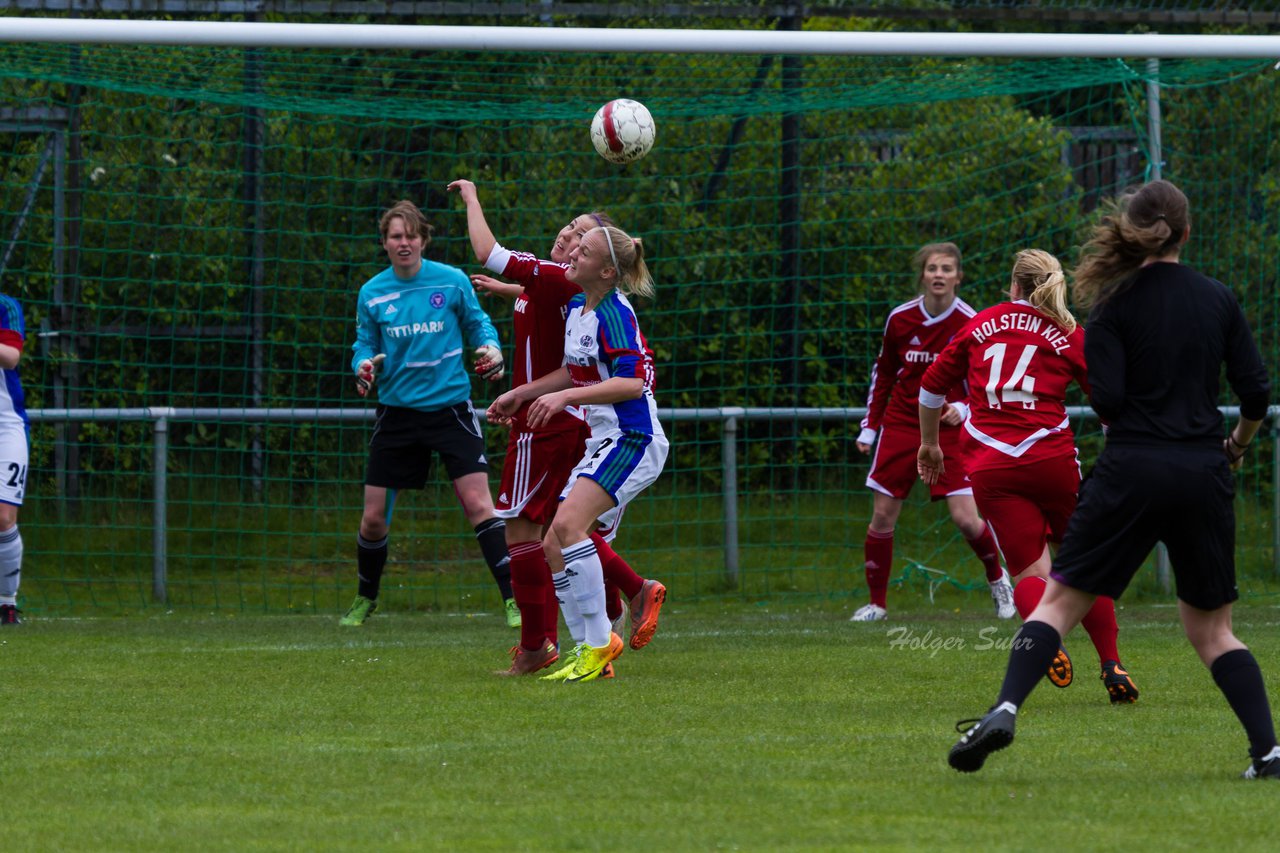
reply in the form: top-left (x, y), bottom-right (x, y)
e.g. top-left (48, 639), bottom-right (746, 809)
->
top-left (487, 390), bottom-right (521, 426)
top-left (446, 179), bottom-right (478, 204)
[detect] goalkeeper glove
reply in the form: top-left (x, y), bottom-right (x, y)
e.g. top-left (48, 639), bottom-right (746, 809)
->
top-left (355, 353), bottom-right (386, 397)
top-left (474, 345), bottom-right (504, 382)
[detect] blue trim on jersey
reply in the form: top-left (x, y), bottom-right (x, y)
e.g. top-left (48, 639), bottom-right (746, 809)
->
top-left (0, 296), bottom-right (27, 426)
top-left (596, 297), bottom-right (633, 357)
top-left (592, 432), bottom-right (652, 495)
top-left (0, 296), bottom-right (24, 334)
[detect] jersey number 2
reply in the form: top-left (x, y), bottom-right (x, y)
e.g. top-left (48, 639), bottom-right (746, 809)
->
top-left (982, 343), bottom-right (1038, 409)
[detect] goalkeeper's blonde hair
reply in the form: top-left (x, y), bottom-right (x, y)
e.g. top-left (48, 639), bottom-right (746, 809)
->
top-left (1012, 249), bottom-right (1076, 333)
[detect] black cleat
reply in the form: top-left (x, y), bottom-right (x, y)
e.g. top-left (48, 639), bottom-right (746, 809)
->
top-left (1101, 659), bottom-right (1139, 704)
top-left (949, 703), bottom-right (1016, 773)
top-left (1243, 747), bottom-right (1280, 780)
top-left (0, 603), bottom-right (21, 625)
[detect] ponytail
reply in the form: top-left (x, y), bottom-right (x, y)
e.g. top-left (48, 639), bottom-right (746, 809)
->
top-left (594, 225), bottom-right (654, 299)
top-left (1013, 249), bottom-right (1076, 334)
top-left (1072, 179), bottom-right (1189, 309)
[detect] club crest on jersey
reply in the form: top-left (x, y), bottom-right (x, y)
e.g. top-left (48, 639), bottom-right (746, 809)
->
top-left (430, 292), bottom-right (445, 309)
top-left (579, 335), bottom-right (594, 348)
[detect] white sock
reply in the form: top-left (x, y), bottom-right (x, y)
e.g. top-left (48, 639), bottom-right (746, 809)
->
top-left (563, 539), bottom-right (610, 648)
top-left (0, 525), bottom-right (20, 603)
top-left (551, 570), bottom-right (585, 644)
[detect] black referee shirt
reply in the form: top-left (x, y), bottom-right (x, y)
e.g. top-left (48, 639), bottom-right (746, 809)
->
top-left (1085, 262), bottom-right (1271, 448)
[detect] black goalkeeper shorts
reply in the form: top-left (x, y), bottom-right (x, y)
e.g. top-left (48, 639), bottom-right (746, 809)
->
top-left (364, 402), bottom-right (490, 489)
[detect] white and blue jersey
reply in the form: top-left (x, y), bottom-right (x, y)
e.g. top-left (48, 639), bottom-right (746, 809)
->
top-left (351, 260), bottom-right (500, 413)
top-left (563, 290), bottom-right (660, 437)
top-left (561, 290), bottom-right (667, 507)
top-left (0, 294), bottom-right (29, 506)
top-left (0, 294), bottom-right (27, 428)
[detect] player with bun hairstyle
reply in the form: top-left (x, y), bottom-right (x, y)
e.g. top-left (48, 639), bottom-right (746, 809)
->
top-left (447, 180), bottom-right (667, 677)
top-left (852, 242), bottom-right (1013, 622)
top-left (949, 180), bottom-right (1277, 779)
top-left (918, 249), bottom-right (1135, 700)
top-left (489, 224), bottom-right (667, 683)
top-left (341, 200), bottom-right (514, 628)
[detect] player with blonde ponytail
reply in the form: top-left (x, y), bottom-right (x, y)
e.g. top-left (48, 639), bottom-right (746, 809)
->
top-left (489, 223), bottom-right (668, 683)
top-left (918, 248), bottom-right (1136, 703)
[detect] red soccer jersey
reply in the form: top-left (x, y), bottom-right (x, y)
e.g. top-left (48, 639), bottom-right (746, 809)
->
top-left (861, 296), bottom-right (975, 434)
top-left (488, 246), bottom-right (583, 432)
top-left (920, 300), bottom-right (1088, 473)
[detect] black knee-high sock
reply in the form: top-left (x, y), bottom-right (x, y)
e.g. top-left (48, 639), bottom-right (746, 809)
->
top-left (357, 533), bottom-right (388, 600)
top-left (996, 620), bottom-right (1062, 708)
top-left (475, 518), bottom-right (513, 600)
top-left (1211, 648), bottom-right (1278, 760)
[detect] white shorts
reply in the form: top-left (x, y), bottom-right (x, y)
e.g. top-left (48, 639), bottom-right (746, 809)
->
top-left (561, 430), bottom-right (668, 532)
top-left (0, 420), bottom-right (29, 506)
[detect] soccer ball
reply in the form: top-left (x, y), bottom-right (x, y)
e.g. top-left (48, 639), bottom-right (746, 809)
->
top-left (590, 99), bottom-right (656, 165)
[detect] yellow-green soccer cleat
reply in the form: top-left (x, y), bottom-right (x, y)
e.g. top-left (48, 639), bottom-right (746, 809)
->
top-left (504, 597), bottom-right (522, 629)
top-left (339, 594), bottom-right (377, 627)
top-left (539, 643), bottom-right (584, 682)
top-left (566, 632), bottom-right (625, 683)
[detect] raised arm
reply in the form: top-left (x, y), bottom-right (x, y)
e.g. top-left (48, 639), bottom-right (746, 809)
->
top-left (446, 179), bottom-right (498, 264)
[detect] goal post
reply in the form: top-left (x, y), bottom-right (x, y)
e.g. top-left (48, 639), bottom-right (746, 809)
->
top-left (3, 17), bottom-right (1280, 57)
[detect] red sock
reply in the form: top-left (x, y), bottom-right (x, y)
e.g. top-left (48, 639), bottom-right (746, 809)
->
top-left (864, 528), bottom-right (893, 608)
top-left (966, 523), bottom-right (1005, 583)
top-left (543, 579), bottom-right (560, 649)
top-left (591, 532), bottom-right (644, 600)
top-left (509, 540), bottom-right (551, 651)
top-left (605, 580), bottom-right (623, 622)
top-left (1012, 575), bottom-right (1046, 619)
top-left (1081, 595), bottom-right (1121, 665)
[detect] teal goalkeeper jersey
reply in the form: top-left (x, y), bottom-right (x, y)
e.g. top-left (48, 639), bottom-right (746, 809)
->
top-left (350, 259), bottom-right (500, 412)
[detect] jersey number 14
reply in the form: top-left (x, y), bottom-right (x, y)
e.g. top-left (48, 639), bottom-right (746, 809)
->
top-left (982, 343), bottom-right (1038, 409)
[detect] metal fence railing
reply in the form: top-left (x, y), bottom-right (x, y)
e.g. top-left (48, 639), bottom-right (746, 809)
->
top-left (28, 404), bottom-right (1279, 602)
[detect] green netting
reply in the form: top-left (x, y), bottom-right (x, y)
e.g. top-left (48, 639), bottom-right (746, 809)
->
top-left (0, 32), bottom-right (1275, 616)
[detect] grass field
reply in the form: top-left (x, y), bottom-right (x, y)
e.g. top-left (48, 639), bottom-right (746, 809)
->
top-left (7, 592), bottom-right (1280, 851)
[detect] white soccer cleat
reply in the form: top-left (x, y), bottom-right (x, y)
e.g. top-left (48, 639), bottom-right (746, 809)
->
top-left (850, 603), bottom-right (887, 622)
top-left (990, 570), bottom-right (1017, 620)
top-left (611, 598), bottom-right (629, 639)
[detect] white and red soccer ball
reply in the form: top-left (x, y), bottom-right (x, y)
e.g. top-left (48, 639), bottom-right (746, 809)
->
top-left (590, 99), bottom-right (656, 165)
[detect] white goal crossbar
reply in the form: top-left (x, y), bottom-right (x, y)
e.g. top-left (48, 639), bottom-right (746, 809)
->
top-left (0, 17), bottom-right (1279, 58)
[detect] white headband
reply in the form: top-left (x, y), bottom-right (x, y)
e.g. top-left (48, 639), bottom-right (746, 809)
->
top-left (602, 226), bottom-right (620, 272)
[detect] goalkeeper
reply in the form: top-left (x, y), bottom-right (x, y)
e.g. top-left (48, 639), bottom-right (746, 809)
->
top-left (341, 199), bottom-right (516, 629)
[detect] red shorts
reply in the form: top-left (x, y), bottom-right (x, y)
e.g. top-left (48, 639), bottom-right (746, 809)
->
top-left (494, 423), bottom-right (589, 526)
top-left (866, 424), bottom-right (971, 500)
top-left (969, 452), bottom-right (1080, 576)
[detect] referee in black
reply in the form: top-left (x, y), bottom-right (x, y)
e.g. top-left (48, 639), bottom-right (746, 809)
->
top-left (948, 179), bottom-right (1278, 779)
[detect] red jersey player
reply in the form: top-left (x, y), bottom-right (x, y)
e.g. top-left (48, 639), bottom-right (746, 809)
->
top-left (917, 249), bottom-right (1136, 702)
top-left (447, 179), bottom-right (666, 676)
top-left (852, 242), bottom-right (1012, 622)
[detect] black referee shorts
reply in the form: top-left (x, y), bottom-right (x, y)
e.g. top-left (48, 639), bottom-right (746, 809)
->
top-left (1050, 445), bottom-right (1238, 610)
top-left (364, 402), bottom-right (490, 489)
